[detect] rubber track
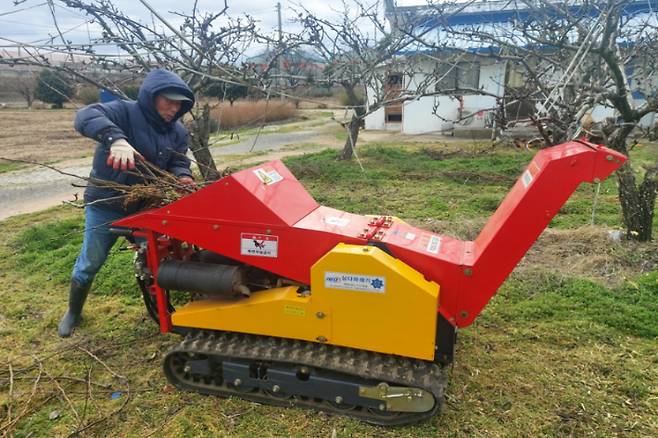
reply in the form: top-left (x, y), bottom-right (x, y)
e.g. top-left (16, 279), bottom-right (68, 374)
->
top-left (164, 330), bottom-right (447, 425)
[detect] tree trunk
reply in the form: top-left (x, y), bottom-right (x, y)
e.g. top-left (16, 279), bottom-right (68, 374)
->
top-left (638, 164), bottom-right (658, 239)
top-left (340, 114), bottom-right (360, 160)
top-left (24, 93), bottom-right (33, 110)
top-left (339, 84), bottom-right (365, 160)
top-left (186, 103), bottom-right (221, 182)
top-left (609, 127), bottom-right (656, 241)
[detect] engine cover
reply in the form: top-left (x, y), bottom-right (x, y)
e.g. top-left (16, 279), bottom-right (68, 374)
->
top-left (170, 243), bottom-right (439, 360)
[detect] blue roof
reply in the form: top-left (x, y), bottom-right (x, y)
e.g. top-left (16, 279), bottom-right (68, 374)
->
top-left (408, 0), bottom-right (658, 28)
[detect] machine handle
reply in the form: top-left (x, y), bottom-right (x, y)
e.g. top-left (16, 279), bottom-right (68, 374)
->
top-left (109, 227), bottom-right (134, 237)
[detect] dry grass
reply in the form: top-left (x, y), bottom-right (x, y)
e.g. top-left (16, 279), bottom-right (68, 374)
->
top-left (0, 110), bottom-right (90, 164)
top-left (520, 226), bottom-right (658, 286)
top-left (417, 221), bottom-right (658, 287)
top-left (209, 100), bottom-right (296, 130)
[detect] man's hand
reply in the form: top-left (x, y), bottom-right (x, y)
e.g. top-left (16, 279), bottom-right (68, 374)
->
top-left (107, 139), bottom-right (143, 170)
top-left (178, 176), bottom-right (196, 189)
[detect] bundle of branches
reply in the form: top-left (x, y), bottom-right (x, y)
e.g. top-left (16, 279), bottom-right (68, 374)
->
top-left (117, 160), bottom-right (197, 209)
top-left (0, 157), bottom-right (203, 210)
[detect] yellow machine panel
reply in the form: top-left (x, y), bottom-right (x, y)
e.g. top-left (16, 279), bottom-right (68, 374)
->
top-left (171, 286), bottom-right (330, 343)
top-left (310, 244), bottom-right (439, 360)
top-left (172, 244), bottom-right (439, 361)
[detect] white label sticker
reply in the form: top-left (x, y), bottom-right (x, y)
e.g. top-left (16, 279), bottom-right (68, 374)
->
top-left (404, 232), bottom-right (416, 240)
top-left (521, 169), bottom-right (533, 188)
top-left (426, 235), bottom-right (441, 254)
top-left (253, 167), bottom-right (283, 185)
top-left (324, 272), bottom-right (386, 293)
top-left (324, 216), bottom-right (350, 227)
top-left (240, 233), bottom-right (278, 257)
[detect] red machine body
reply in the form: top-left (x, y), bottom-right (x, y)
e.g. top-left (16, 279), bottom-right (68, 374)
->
top-left (114, 140), bottom-right (626, 332)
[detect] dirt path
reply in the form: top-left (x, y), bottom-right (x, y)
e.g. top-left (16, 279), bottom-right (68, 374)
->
top-left (216, 129), bottom-right (325, 154)
top-left (0, 131), bottom-right (342, 221)
top-left (0, 106), bottom-right (466, 221)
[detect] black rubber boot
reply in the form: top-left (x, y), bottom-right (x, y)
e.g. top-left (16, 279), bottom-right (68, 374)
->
top-left (58, 280), bottom-right (91, 338)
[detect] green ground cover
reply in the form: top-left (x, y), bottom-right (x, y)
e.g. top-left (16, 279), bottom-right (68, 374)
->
top-left (0, 161), bottom-right (25, 174)
top-left (0, 143), bottom-right (656, 437)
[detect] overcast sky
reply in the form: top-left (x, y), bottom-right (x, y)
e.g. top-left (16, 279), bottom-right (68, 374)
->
top-left (0, 0), bottom-right (424, 57)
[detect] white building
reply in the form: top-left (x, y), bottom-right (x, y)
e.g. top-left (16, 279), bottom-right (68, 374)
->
top-left (365, 0), bottom-right (658, 135)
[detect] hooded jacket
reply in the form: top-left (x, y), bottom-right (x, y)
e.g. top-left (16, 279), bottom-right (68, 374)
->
top-left (75, 69), bottom-right (195, 211)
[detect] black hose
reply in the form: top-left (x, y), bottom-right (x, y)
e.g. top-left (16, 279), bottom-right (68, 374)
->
top-left (137, 275), bottom-right (175, 326)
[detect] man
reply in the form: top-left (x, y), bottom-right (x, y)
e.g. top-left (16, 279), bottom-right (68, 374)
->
top-left (58, 69), bottom-right (196, 337)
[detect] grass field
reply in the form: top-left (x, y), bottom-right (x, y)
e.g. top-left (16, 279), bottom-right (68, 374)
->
top-left (0, 142), bottom-right (657, 437)
top-left (0, 109), bottom-right (92, 167)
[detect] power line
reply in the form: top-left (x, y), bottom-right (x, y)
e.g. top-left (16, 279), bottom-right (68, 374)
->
top-left (0, 31), bottom-right (200, 49)
top-left (0, 2), bottom-right (47, 17)
top-left (27, 20), bottom-right (94, 44)
top-left (0, 35), bottom-right (190, 59)
top-left (0, 18), bottom-right (52, 28)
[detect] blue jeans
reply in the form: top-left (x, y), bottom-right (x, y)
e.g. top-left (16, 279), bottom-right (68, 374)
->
top-left (71, 204), bottom-right (128, 286)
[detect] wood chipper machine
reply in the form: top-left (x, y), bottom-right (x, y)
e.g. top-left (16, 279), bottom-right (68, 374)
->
top-left (112, 140), bottom-right (625, 425)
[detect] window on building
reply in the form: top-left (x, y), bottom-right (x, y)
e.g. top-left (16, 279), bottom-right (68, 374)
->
top-left (436, 64), bottom-right (457, 90)
top-left (435, 61), bottom-right (480, 91)
top-left (385, 72), bottom-right (403, 123)
top-left (386, 112), bottom-right (402, 122)
top-left (506, 64), bottom-right (525, 89)
top-left (459, 62), bottom-right (480, 89)
top-left (387, 73), bottom-right (403, 86)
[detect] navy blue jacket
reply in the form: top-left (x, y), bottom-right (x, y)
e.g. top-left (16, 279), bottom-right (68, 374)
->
top-left (75, 69), bottom-right (195, 211)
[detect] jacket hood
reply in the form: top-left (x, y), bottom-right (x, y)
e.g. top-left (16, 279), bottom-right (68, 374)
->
top-left (137, 69), bottom-right (195, 132)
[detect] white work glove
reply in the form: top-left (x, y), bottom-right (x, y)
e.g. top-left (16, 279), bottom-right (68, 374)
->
top-left (106, 139), bottom-right (143, 170)
top-left (178, 176), bottom-right (196, 189)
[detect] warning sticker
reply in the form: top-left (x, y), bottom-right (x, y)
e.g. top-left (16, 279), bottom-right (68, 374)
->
top-left (324, 272), bottom-right (386, 293)
top-left (529, 161), bottom-right (541, 175)
top-left (324, 216), bottom-right (350, 227)
top-left (521, 169), bottom-right (533, 188)
top-left (426, 235), bottom-right (441, 254)
top-left (283, 305), bottom-right (306, 317)
top-left (253, 167), bottom-right (283, 185)
top-left (240, 233), bottom-right (278, 258)
top-left (404, 232), bottom-right (416, 240)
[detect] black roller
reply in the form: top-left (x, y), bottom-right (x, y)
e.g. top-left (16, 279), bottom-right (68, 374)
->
top-left (157, 260), bottom-right (249, 296)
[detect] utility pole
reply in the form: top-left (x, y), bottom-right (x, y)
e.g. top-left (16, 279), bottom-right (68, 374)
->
top-left (277, 2), bottom-right (283, 44)
top-left (277, 1), bottom-right (284, 100)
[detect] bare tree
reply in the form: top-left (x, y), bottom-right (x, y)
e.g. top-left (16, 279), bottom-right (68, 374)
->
top-left (406, 0), bottom-right (658, 241)
top-left (2, 0), bottom-right (468, 170)
top-left (0, 0), bottom-right (267, 181)
top-left (8, 72), bottom-right (39, 109)
top-left (297, 1), bottom-right (448, 159)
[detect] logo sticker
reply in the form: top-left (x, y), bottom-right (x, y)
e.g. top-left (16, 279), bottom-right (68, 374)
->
top-left (424, 235), bottom-right (441, 254)
top-left (521, 169), bottom-right (533, 188)
top-left (324, 216), bottom-right (350, 227)
top-left (253, 167), bottom-right (283, 185)
top-left (324, 272), bottom-right (386, 293)
top-left (240, 233), bottom-right (278, 257)
top-left (404, 232), bottom-right (416, 240)
top-left (521, 161), bottom-right (541, 189)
